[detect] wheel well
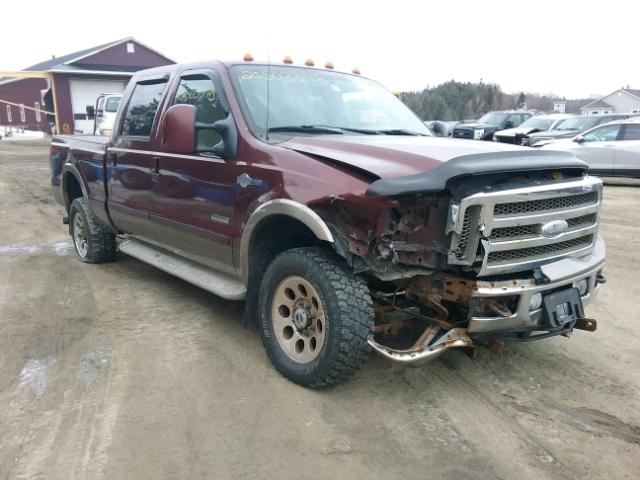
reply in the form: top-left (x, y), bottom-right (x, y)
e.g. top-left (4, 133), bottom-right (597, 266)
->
top-left (65, 173), bottom-right (83, 211)
top-left (249, 215), bottom-right (321, 274)
top-left (242, 215), bottom-right (329, 326)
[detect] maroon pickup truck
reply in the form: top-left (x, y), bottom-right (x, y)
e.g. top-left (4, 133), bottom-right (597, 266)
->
top-left (50, 59), bottom-right (606, 387)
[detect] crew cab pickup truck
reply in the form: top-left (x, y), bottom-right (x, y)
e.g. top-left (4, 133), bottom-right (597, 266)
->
top-left (51, 59), bottom-right (606, 388)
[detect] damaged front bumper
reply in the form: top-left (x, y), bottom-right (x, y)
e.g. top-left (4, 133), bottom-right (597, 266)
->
top-left (368, 236), bottom-right (605, 364)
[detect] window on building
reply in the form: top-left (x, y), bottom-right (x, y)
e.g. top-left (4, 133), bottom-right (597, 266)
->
top-left (127, 42), bottom-right (135, 53)
top-left (622, 124), bottom-right (640, 141)
top-left (172, 75), bottom-right (227, 150)
top-left (122, 80), bottom-right (167, 137)
top-left (34, 102), bottom-right (41, 122)
top-left (6, 105), bottom-right (12, 123)
top-left (20, 104), bottom-right (26, 122)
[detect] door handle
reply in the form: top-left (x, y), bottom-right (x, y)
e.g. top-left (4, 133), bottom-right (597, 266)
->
top-left (151, 156), bottom-right (160, 183)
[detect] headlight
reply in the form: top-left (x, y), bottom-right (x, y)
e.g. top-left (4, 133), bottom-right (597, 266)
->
top-left (473, 129), bottom-right (485, 140)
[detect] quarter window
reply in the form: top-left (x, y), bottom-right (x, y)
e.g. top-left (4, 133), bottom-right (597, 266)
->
top-left (172, 75), bottom-right (227, 150)
top-left (122, 80), bottom-right (167, 137)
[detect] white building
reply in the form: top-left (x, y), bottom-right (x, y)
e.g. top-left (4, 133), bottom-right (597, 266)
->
top-left (553, 100), bottom-right (566, 113)
top-left (580, 88), bottom-right (640, 115)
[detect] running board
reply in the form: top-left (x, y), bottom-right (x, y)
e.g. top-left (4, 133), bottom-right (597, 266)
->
top-left (118, 238), bottom-right (246, 300)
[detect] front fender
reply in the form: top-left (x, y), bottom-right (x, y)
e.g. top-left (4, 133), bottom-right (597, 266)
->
top-left (239, 199), bottom-right (334, 283)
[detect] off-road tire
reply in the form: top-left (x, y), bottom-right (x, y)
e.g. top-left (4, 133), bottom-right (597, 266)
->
top-left (259, 247), bottom-right (374, 388)
top-left (69, 198), bottom-right (117, 263)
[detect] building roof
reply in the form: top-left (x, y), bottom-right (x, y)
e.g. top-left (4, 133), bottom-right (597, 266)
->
top-left (580, 88), bottom-right (640, 110)
top-left (580, 99), bottom-right (614, 110)
top-left (624, 89), bottom-right (640, 99)
top-left (23, 37), bottom-right (175, 72)
top-left (24, 39), bottom-right (120, 71)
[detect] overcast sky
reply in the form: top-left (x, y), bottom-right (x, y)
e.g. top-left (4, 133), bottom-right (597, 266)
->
top-left (2, 0), bottom-right (638, 98)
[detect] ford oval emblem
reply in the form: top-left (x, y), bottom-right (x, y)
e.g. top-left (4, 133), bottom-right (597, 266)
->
top-left (540, 219), bottom-right (569, 238)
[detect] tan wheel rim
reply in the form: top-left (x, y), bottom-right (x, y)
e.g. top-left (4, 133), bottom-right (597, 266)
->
top-left (271, 275), bottom-right (326, 364)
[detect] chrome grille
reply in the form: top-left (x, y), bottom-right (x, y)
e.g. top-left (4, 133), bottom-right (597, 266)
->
top-left (491, 213), bottom-right (597, 240)
top-left (454, 208), bottom-right (473, 259)
top-left (448, 177), bottom-right (602, 276)
top-left (488, 235), bottom-right (593, 264)
top-left (494, 191), bottom-right (597, 216)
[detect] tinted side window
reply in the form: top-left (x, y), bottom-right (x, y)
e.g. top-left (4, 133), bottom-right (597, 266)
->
top-left (622, 124), bottom-right (640, 140)
top-left (582, 124), bottom-right (621, 142)
top-left (172, 76), bottom-right (227, 149)
top-left (122, 81), bottom-right (167, 137)
top-left (508, 114), bottom-right (523, 126)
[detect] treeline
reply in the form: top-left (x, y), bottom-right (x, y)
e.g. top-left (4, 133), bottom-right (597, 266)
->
top-left (400, 80), bottom-right (593, 121)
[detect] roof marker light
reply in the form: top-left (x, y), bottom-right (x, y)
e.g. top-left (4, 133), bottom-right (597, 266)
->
top-left (283, 56), bottom-right (293, 64)
top-left (243, 53), bottom-right (254, 61)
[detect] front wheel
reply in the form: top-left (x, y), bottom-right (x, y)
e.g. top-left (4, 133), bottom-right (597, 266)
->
top-left (259, 247), bottom-right (374, 388)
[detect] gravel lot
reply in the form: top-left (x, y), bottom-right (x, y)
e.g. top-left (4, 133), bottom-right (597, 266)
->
top-left (1, 140), bottom-right (639, 480)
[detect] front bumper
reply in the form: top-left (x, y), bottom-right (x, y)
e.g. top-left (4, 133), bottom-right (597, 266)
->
top-left (367, 237), bottom-right (605, 364)
top-left (468, 236), bottom-right (605, 334)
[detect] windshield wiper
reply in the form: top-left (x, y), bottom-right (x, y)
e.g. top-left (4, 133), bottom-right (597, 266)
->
top-left (377, 129), bottom-right (426, 136)
top-left (267, 125), bottom-right (344, 134)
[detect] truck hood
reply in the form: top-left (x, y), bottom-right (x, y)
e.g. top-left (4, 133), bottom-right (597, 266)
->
top-left (280, 135), bottom-right (572, 180)
top-left (455, 122), bottom-right (499, 130)
top-left (528, 129), bottom-right (580, 139)
top-left (494, 126), bottom-right (540, 137)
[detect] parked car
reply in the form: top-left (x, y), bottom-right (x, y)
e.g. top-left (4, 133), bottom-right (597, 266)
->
top-left (86, 94), bottom-right (122, 136)
top-left (525, 114), bottom-right (628, 147)
top-left (452, 111), bottom-right (533, 141)
top-left (541, 118), bottom-right (640, 178)
top-left (50, 59), bottom-right (606, 388)
top-left (493, 114), bottom-right (573, 145)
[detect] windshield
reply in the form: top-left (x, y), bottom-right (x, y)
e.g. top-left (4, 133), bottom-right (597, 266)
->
top-left (105, 96), bottom-right (121, 113)
top-left (228, 65), bottom-right (431, 137)
top-left (477, 112), bottom-right (508, 124)
top-left (556, 117), bottom-right (601, 131)
top-left (519, 117), bottom-right (554, 130)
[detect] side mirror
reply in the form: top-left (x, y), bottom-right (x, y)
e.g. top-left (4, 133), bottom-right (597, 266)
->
top-left (160, 104), bottom-right (197, 154)
top-left (196, 113), bottom-right (238, 160)
top-left (86, 105), bottom-right (95, 119)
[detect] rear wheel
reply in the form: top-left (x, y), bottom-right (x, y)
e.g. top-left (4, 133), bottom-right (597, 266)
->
top-left (259, 247), bottom-right (374, 388)
top-left (69, 198), bottom-right (117, 263)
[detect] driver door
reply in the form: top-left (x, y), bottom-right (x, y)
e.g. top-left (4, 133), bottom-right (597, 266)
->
top-left (151, 70), bottom-right (240, 276)
top-left (575, 123), bottom-right (621, 173)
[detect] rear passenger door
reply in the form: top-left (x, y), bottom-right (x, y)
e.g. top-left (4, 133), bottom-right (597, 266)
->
top-left (151, 70), bottom-right (239, 275)
top-left (107, 76), bottom-right (169, 240)
top-left (614, 124), bottom-right (640, 175)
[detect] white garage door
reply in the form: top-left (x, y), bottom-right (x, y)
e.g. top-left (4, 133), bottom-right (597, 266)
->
top-left (69, 79), bottom-right (126, 134)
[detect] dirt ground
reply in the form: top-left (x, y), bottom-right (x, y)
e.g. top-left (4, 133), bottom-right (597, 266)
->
top-left (0, 140), bottom-right (638, 480)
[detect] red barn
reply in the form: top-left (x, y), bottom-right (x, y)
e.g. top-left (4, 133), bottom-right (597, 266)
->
top-left (0, 37), bottom-right (174, 135)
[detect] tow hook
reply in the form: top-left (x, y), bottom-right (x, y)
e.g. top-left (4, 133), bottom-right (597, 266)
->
top-left (574, 318), bottom-right (597, 332)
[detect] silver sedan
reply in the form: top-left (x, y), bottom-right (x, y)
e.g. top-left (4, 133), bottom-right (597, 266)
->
top-left (541, 118), bottom-right (640, 178)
